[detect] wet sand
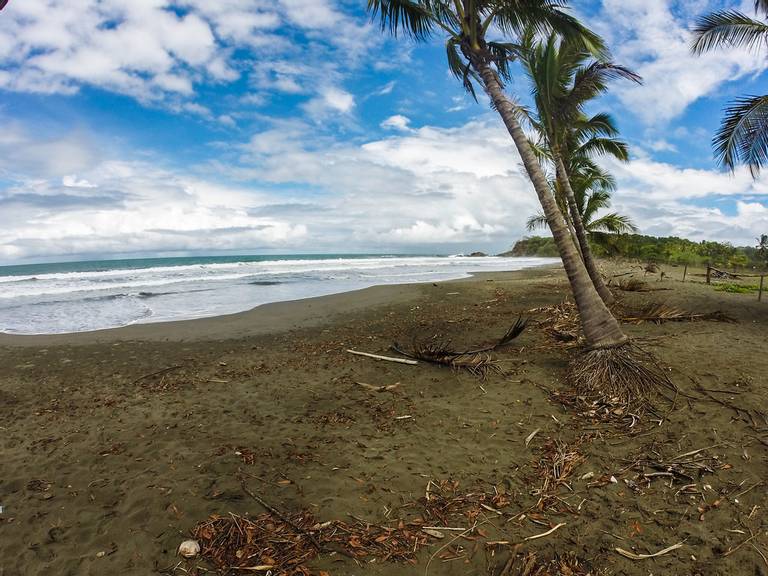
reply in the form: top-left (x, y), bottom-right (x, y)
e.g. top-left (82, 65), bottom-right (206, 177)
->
top-left (1, 262), bottom-right (767, 576)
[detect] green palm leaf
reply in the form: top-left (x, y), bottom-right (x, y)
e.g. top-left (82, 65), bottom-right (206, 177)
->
top-left (714, 94), bottom-right (768, 175)
top-left (692, 10), bottom-right (768, 53)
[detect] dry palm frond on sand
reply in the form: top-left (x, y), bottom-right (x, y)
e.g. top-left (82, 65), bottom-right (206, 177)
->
top-left (622, 303), bottom-right (736, 324)
top-left (392, 316), bottom-right (526, 377)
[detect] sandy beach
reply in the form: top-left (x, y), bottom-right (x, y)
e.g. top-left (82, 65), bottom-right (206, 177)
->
top-left (1, 262), bottom-right (767, 576)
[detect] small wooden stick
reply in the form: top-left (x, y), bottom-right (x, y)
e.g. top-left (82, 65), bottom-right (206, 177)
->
top-left (346, 349), bottom-right (418, 365)
top-left (524, 522), bottom-right (566, 541)
top-left (130, 365), bottom-right (182, 385)
top-left (240, 480), bottom-right (322, 551)
top-left (615, 542), bottom-right (684, 560)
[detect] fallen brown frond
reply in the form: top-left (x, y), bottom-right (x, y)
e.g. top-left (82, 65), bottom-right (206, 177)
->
top-left (622, 303), bottom-right (736, 324)
top-left (392, 317), bottom-right (526, 377)
top-left (568, 342), bottom-right (676, 412)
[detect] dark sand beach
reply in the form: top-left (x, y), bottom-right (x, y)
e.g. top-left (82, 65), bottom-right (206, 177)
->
top-left (1, 262), bottom-right (767, 576)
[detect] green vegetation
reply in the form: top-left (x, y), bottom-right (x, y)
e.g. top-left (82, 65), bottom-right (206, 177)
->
top-left (509, 234), bottom-right (768, 270)
top-left (714, 283), bottom-right (760, 294)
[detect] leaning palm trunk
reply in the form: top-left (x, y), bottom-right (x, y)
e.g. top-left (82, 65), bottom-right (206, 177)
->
top-left (555, 156), bottom-right (614, 305)
top-left (469, 54), bottom-right (626, 349)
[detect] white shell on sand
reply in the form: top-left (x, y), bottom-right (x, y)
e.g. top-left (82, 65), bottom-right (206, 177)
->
top-left (178, 540), bottom-right (200, 558)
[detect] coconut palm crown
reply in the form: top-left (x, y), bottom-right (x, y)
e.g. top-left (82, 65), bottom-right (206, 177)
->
top-left (692, 1), bottom-right (768, 176)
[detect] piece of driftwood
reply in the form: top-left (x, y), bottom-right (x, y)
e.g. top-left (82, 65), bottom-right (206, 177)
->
top-left (345, 349), bottom-right (418, 365)
top-left (524, 523), bottom-right (566, 541)
top-left (615, 543), bottom-right (683, 560)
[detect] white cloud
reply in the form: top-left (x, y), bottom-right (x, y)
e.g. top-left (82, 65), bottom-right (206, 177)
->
top-left (380, 114), bottom-right (412, 131)
top-left (0, 0), bottom-right (377, 123)
top-left (302, 86), bottom-right (356, 119)
top-left (62, 175), bottom-right (97, 188)
top-left (592, 0), bottom-right (766, 124)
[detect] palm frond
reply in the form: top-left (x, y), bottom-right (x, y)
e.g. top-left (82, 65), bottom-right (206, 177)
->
top-left (493, 1), bottom-right (606, 58)
top-left (575, 137), bottom-right (629, 161)
top-left (526, 211), bottom-right (549, 231)
top-left (563, 62), bottom-right (641, 112)
top-left (367, 0), bottom-right (437, 40)
top-left (588, 212), bottom-right (638, 235)
top-left (692, 10), bottom-right (768, 53)
top-left (714, 94), bottom-right (768, 175)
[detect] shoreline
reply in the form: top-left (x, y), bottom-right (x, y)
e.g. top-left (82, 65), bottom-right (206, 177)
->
top-left (0, 264), bottom-right (561, 347)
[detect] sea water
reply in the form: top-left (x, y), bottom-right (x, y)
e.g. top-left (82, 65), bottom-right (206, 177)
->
top-left (0, 254), bottom-right (558, 334)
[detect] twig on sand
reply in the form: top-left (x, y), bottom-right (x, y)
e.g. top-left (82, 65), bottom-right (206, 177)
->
top-left (355, 381), bottom-right (401, 392)
top-left (346, 349), bottom-right (418, 365)
top-left (723, 531), bottom-right (760, 557)
top-left (615, 542), bottom-right (684, 560)
top-left (524, 522), bottom-right (566, 541)
top-left (239, 479), bottom-right (322, 551)
top-left (130, 365), bottom-right (182, 385)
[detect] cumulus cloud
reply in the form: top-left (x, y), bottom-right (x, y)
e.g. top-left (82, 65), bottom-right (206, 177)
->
top-left (0, 0), bottom-right (376, 119)
top-left (380, 114), bottom-right (412, 131)
top-left (591, 0), bottom-right (766, 124)
top-left (1, 111), bottom-right (768, 261)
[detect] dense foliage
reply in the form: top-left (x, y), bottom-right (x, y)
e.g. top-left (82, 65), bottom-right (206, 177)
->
top-left (508, 234), bottom-right (768, 269)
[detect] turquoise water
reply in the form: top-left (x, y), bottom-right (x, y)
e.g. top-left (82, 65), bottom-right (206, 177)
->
top-left (0, 254), bottom-right (557, 334)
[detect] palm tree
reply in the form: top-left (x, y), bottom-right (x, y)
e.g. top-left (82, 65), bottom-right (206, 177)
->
top-left (692, 1), bottom-right (768, 176)
top-left (521, 32), bottom-right (641, 305)
top-left (526, 160), bottom-right (638, 238)
top-left (368, 1), bottom-right (669, 406)
top-left (757, 233), bottom-right (768, 265)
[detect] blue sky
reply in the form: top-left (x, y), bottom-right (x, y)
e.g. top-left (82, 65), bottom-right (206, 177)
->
top-left (0, 0), bottom-right (767, 263)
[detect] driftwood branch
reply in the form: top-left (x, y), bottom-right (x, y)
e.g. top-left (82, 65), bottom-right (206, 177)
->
top-left (345, 349), bottom-right (418, 365)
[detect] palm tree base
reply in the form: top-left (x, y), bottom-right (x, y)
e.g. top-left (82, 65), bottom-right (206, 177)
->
top-left (568, 341), bottom-right (675, 412)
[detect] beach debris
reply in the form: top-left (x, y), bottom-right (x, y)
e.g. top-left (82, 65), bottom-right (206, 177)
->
top-left (524, 522), bottom-right (566, 541)
top-left (622, 303), bottom-right (736, 324)
top-left (345, 349), bottom-right (418, 365)
top-left (177, 540), bottom-right (200, 558)
top-left (130, 365), bottom-right (183, 386)
top-left (240, 479), bottom-right (322, 551)
top-left (390, 316), bottom-right (527, 378)
top-left (525, 428), bottom-right (541, 447)
top-left (355, 381), bottom-right (401, 393)
top-left (192, 511), bottom-right (432, 574)
top-left (530, 301), bottom-right (582, 347)
top-left (495, 551), bottom-right (607, 576)
top-left (531, 438), bottom-right (587, 513)
top-left (615, 542), bottom-right (684, 560)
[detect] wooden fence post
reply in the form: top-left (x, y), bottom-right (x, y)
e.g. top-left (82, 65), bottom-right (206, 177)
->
top-left (683, 264), bottom-right (688, 282)
top-left (759, 275), bottom-right (765, 302)
top-left (706, 265), bottom-right (711, 285)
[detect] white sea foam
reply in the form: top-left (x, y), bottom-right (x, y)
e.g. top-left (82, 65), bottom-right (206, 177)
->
top-left (0, 256), bottom-right (558, 334)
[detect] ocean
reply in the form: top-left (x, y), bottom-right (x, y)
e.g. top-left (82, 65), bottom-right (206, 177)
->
top-left (0, 254), bottom-right (558, 334)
